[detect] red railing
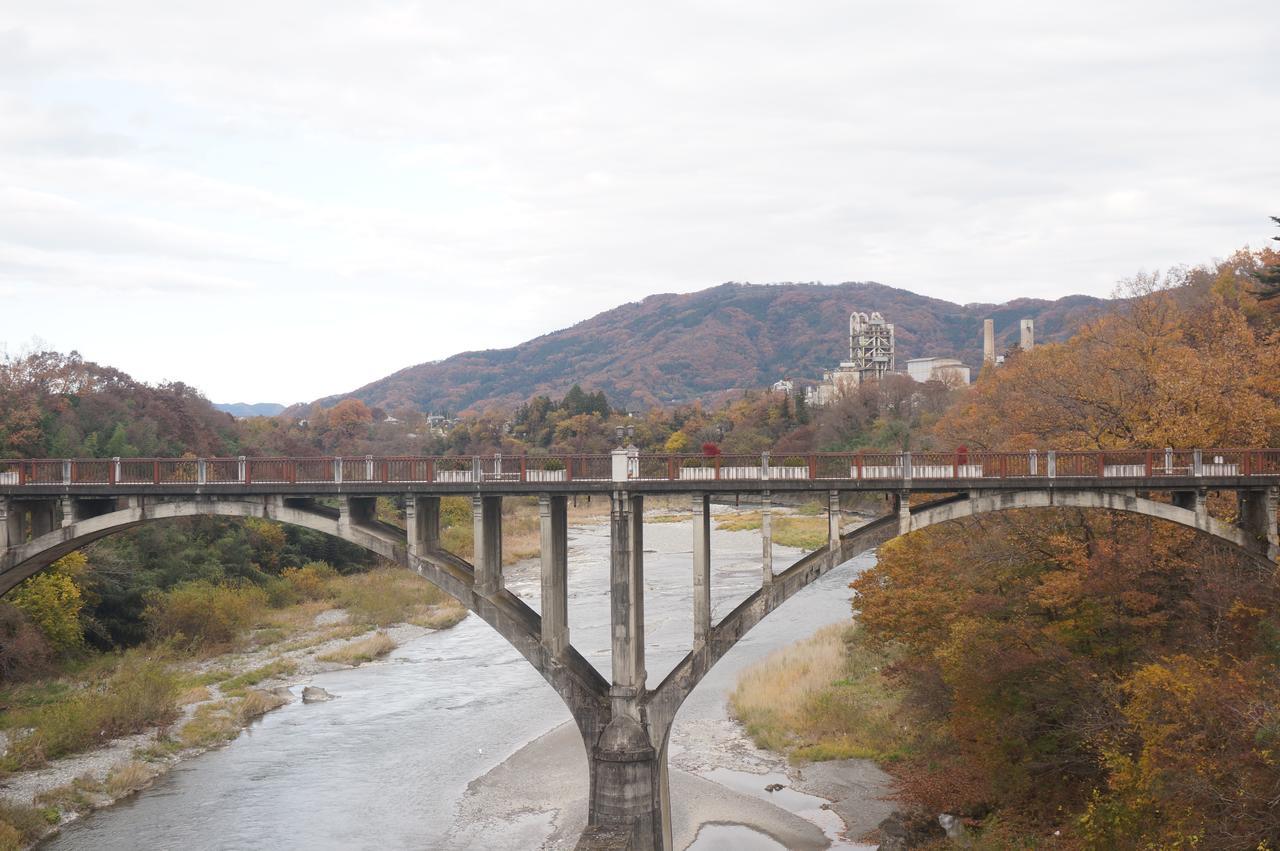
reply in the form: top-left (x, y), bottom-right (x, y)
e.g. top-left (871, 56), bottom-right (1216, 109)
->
top-left (1, 449), bottom-right (1278, 488)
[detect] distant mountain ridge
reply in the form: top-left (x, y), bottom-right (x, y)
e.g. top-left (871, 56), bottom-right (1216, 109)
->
top-left (215, 402), bottom-right (287, 418)
top-left (313, 281), bottom-right (1107, 414)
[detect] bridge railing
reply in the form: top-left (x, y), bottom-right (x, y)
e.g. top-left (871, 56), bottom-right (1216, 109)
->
top-left (2, 450), bottom-right (1279, 488)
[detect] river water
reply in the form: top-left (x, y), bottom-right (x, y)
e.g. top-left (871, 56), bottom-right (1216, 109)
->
top-left (47, 508), bottom-right (878, 850)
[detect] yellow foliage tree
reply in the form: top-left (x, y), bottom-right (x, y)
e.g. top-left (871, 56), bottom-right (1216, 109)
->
top-left (10, 551), bottom-right (88, 653)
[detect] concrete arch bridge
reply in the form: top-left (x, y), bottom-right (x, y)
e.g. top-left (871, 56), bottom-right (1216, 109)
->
top-left (2, 448), bottom-right (1277, 850)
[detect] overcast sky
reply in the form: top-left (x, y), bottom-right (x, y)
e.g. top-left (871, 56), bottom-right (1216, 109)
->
top-left (1, 1), bottom-right (1276, 404)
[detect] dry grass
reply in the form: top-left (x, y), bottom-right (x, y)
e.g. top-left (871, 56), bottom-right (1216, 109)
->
top-left (177, 685), bottom-right (211, 705)
top-left (104, 760), bottom-right (156, 797)
top-left (318, 632), bottom-right (396, 666)
top-left (714, 512), bottom-right (831, 550)
top-left (34, 772), bottom-right (105, 815)
top-left (177, 700), bottom-right (240, 748)
top-left (278, 623), bottom-right (365, 653)
top-left (218, 659), bottom-right (298, 696)
top-left (730, 624), bottom-right (907, 763)
top-left (331, 568), bottom-right (459, 628)
top-left (409, 604), bottom-right (468, 630)
top-left (238, 689), bottom-right (288, 722)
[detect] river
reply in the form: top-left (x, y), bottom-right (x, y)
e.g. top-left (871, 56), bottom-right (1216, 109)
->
top-left (46, 507), bottom-right (883, 850)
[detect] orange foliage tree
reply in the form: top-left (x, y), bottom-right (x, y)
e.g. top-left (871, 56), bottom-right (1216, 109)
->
top-left (851, 251), bottom-right (1280, 846)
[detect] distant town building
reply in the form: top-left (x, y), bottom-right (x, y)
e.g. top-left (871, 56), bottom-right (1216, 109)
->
top-left (906, 357), bottom-right (971, 385)
top-left (980, 318), bottom-right (1035, 370)
top-left (771, 378), bottom-right (795, 395)
top-left (983, 319), bottom-right (996, 364)
top-left (1020, 319), bottom-right (1035, 350)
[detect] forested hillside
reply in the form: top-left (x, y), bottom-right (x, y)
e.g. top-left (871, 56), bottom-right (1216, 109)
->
top-left (731, 247), bottom-right (1280, 848)
top-left (313, 281), bottom-right (1105, 415)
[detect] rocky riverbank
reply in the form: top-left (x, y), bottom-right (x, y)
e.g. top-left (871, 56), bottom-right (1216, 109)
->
top-left (0, 606), bottom-right (460, 849)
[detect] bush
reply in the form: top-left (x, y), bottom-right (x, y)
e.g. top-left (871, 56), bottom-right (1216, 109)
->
top-left (0, 801), bottom-right (51, 850)
top-left (143, 581), bottom-right (267, 649)
top-left (280, 562), bottom-right (338, 602)
top-left (0, 603), bottom-right (54, 681)
top-left (1, 655), bottom-right (180, 770)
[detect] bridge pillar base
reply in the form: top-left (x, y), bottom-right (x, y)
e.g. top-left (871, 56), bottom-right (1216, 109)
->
top-left (587, 714), bottom-right (668, 851)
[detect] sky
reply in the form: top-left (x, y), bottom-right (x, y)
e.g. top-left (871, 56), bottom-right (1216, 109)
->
top-left (1, 1), bottom-right (1276, 404)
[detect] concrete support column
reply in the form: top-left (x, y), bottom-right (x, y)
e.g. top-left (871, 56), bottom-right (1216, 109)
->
top-left (473, 495), bottom-right (503, 597)
top-left (0, 497), bottom-right (15, 551)
top-left (898, 491), bottom-right (912, 536)
top-left (61, 496), bottom-right (75, 528)
top-left (593, 490), bottom-right (664, 850)
top-left (761, 492), bottom-right (773, 585)
top-left (692, 493), bottom-right (712, 645)
top-left (1193, 489), bottom-right (1209, 532)
top-left (1239, 487), bottom-right (1279, 561)
top-left (608, 491), bottom-right (646, 707)
top-left (405, 495), bottom-right (440, 557)
top-left (828, 490), bottom-right (841, 568)
top-left (337, 496), bottom-right (376, 540)
top-left (29, 500), bottom-right (57, 538)
top-left (539, 494), bottom-right (570, 654)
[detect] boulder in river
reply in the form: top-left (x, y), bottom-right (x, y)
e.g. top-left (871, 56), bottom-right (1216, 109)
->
top-left (302, 686), bottom-right (336, 703)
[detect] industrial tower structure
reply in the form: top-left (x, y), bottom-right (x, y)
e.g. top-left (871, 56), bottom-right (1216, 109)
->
top-left (849, 311), bottom-right (895, 382)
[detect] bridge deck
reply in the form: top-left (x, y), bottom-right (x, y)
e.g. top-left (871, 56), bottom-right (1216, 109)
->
top-left (2, 450), bottom-right (1278, 496)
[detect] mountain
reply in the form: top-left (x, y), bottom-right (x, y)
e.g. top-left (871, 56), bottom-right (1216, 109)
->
top-left (214, 402), bottom-right (287, 418)
top-left (313, 281), bottom-right (1107, 414)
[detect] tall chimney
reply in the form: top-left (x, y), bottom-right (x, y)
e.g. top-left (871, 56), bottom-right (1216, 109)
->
top-left (982, 319), bottom-right (995, 364)
top-left (1020, 319), bottom-right (1035, 351)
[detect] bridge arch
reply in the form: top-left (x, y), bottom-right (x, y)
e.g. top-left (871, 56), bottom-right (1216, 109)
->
top-left (646, 489), bottom-right (1273, 736)
top-left (0, 497), bottom-right (610, 740)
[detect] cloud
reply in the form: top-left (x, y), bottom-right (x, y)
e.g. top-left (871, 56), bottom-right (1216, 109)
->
top-left (0, 1), bottom-right (1276, 402)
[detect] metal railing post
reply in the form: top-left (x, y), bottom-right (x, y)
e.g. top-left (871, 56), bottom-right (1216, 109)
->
top-left (1029, 448), bottom-right (1038, 476)
top-left (62, 460), bottom-right (71, 485)
top-left (1047, 450), bottom-right (1056, 479)
top-left (761, 451), bottom-right (770, 481)
top-left (334, 457), bottom-right (343, 484)
top-left (366, 455), bottom-right (375, 481)
top-left (472, 456), bottom-right (482, 482)
top-left (113, 457), bottom-right (121, 484)
top-left (198, 459), bottom-right (207, 485)
top-left (1164, 446), bottom-right (1173, 475)
top-left (903, 451), bottom-right (912, 482)
top-left (238, 456), bottom-right (247, 483)
top-left (1193, 449), bottom-right (1203, 477)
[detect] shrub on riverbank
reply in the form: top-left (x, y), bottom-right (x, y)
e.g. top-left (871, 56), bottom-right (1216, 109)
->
top-left (143, 581), bottom-right (267, 649)
top-left (0, 654), bottom-right (180, 771)
top-left (730, 624), bottom-right (907, 763)
top-left (0, 801), bottom-right (54, 851)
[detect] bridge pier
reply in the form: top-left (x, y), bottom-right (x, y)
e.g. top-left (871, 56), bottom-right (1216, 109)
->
top-left (405, 495), bottom-right (440, 557)
top-left (539, 494), bottom-right (570, 654)
top-left (585, 490), bottom-right (669, 851)
top-left (692, 493), bottom-right (711, 645)
top-left (828, 491), bottom-right (841, 567)
top-left (761, 492), bottom-right (773, 585)
top-left (473, 495), bottom-right (504, 597)
top-left (1239, 487), bottom-right (1279, 561)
